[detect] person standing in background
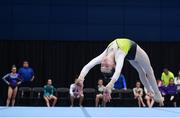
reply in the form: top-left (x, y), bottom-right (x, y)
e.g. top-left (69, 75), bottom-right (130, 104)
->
top-left (161, 68), bottom-right (174, 86)
top-left (113, 74), bottom-right (127, 90)
top-left (18, 61), bottom-right (35, 87)
top-left (2, 65), bottom-right (23, 106)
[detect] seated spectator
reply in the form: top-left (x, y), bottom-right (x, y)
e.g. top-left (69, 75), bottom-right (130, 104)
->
top-left (157, 80), bottom-right (163, 87)
top-left (166, 79), bottom-right (177, 107)
top-left (161, 68), bottom-right (174, 86)
top-left (158, 80), bottom-right (166, 95)
top-left (113, 74), bottom-right (127, 90)
top-left (43, 79), bottom-right (57, 107)
top-left (144, 87), bottom-right (154, 107)
top-left (70, 78), bottom-right (84, 107)
top-left (95, 79), bottom-right (105, 107)
top-left (174, 70), bottom-right (180, 93)
top-left (159, 79), bottom-right (177, 107)
top-left (18, 61), bottom-right (35, 87)
top-left (157, 80), bottom-right (165, 106)
top-left (133, 81), bottom-right (146, 107)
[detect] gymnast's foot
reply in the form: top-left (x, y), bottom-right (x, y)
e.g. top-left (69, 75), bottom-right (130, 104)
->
top-left (153, 94), bottom-right (164, 106)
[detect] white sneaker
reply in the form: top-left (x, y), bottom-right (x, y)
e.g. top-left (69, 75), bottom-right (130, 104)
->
top-left (170, 96), bottom-right (174, 101)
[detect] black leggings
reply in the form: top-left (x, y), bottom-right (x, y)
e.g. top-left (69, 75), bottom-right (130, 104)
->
top-left (125, 43), bottom-right (137, 60)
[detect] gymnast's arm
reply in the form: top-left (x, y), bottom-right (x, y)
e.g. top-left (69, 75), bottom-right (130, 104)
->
top-left (2, 74), bottom-right (10, 85)
top-left (106, 49), bottom-right (126, 89)
top-left (69, 84), bottom-right (74, 96)
top-left (17, 74), bottom-right (23, 85)
top-left (77, 49), bottom-right (107, 82)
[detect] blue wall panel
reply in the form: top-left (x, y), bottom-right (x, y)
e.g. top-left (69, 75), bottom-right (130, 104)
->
top-left (0, 0), bottom-right (180, 41)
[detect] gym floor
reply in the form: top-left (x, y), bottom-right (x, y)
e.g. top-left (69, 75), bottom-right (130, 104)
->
top-left (0, 107), bottom-right (180, 118)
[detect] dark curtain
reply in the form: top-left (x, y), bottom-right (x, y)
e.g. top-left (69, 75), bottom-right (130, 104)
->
top-left (0, 40), bottom-right (180, 105)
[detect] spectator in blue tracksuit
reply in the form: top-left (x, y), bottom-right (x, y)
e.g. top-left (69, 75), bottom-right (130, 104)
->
top-left (113, 74), bottom-right (127, 90)
top-left (159, 79), bottom-right (177, 107)
top-left (18, 61), bottom-right (35, 87)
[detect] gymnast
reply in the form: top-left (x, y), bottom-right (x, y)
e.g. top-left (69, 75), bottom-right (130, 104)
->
top-left (76, 38), bottom-right (164, 105)
top-left (2, 65), bottom-right (23, 106)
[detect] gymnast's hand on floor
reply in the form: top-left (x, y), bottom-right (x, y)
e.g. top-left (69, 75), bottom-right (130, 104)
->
top-left (103, 80), bottom-right (113, 103)
top-left (103, 87), bottom-right (112, 103)
top-left (75, 77), bottom-right (84, 92)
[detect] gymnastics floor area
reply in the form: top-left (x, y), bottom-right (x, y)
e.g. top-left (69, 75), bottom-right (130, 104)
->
top-left (1, 107), bottom-right (180, 118)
